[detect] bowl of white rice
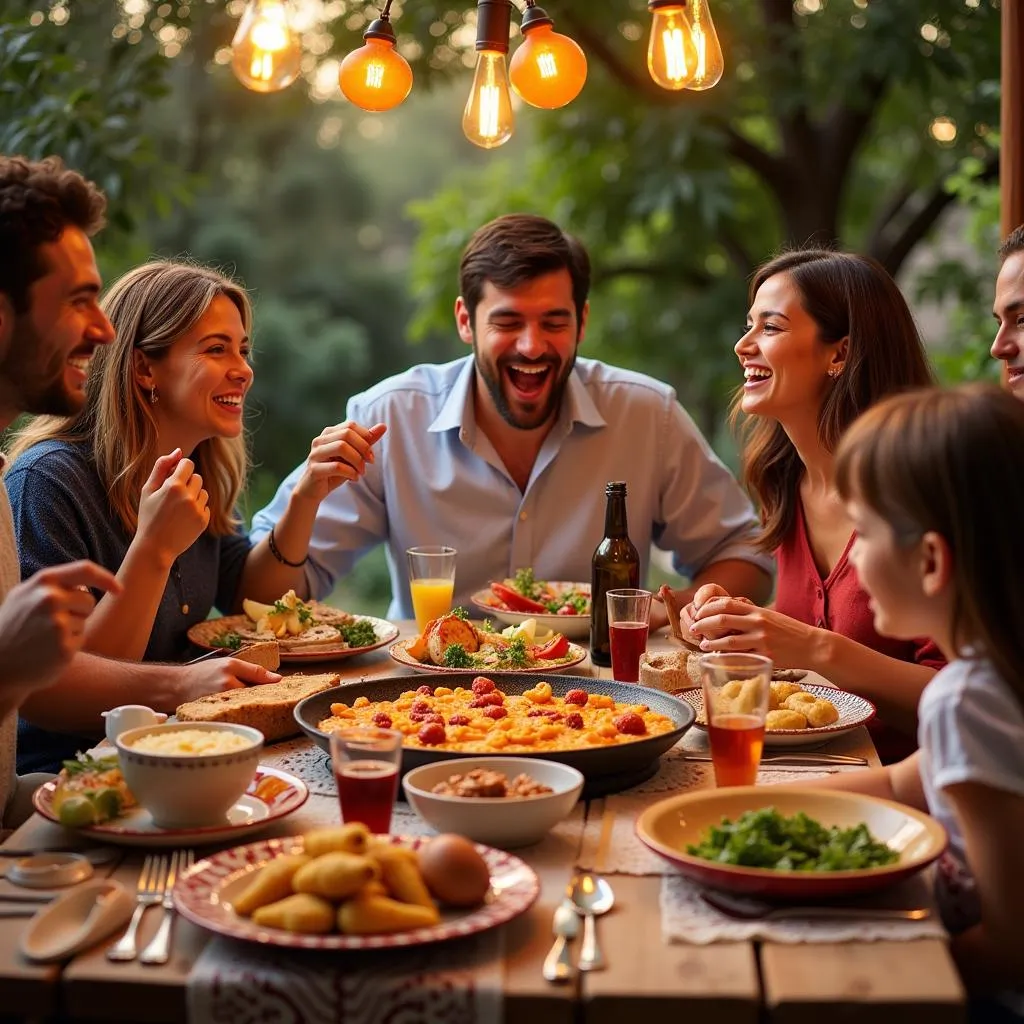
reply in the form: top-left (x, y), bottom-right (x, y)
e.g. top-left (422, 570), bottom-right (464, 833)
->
top-left (115, 722), bottom-right (263, 829)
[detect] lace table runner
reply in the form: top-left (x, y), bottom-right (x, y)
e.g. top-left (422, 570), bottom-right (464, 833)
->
top-left (188, 928), bottom-right (503, 1024)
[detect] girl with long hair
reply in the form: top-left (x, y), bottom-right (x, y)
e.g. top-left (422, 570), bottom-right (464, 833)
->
top-left (824, 383), bottom-right (1024, 1019)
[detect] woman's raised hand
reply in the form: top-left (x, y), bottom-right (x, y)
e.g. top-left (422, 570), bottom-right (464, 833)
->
top-left (294, 421), bottom-right (387, 504)
top-left (689, 600), bottom-right (815, 667)
top-left (136, 449), bottom-right (211, 562)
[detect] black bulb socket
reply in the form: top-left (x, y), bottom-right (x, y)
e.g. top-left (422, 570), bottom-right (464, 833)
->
top-left (475, 0), bottom-right (513, 53)
top-left (363, 17), bottom-right (397, 43)
top-left (520, 4), bottom-right (553, 33)
top-left (648, 0), bottom-right (690, 10)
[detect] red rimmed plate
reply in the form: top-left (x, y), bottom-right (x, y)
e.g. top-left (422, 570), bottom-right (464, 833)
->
top-left (388, 638), bottom-right (587, 675)
top-left (32, 765), bottom-right (308, 848)
top-left (188, 614), bottom-right (399, 664)
top-left (674, 684), bottom-right (875, 748)
top-left (636, 787), bottom-right (947, 899)
top-left (173, 834), bottom-right (540, 950)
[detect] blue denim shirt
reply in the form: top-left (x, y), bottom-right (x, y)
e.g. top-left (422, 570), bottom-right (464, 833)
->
top-left (251, 356), bottom-right (773, 619)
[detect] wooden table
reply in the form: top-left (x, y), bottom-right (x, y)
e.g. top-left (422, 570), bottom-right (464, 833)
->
top-left (0, 627), bottom-right (966, 1023)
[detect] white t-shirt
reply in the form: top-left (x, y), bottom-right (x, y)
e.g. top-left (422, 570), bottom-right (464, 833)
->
top-left (918, 655), bottom-right (1024, 1015)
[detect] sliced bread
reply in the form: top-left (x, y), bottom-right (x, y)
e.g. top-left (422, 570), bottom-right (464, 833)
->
top-left (175, 672), bottom-right (339, 741)
top-left (232, 640), bottom-right (281, 671)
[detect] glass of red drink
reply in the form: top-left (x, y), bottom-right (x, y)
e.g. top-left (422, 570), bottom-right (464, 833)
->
top-left (606, 588), bottom-right (652, 682)
top-left (329, 726), bottom-right (403, 834)
top-left (699, 653), bottom-right (772, 787)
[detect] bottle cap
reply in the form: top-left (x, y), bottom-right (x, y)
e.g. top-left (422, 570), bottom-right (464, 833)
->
top-left (605, 481), bottom-right (627, 495)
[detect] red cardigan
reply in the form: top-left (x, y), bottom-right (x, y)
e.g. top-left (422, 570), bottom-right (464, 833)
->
top-left (774, 502), bottom-right (945, 763)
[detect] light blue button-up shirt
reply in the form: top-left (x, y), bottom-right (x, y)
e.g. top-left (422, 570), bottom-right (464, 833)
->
top-left (250, 356), bottom-right (773, 619)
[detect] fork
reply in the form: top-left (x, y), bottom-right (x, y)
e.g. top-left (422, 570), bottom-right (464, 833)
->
top-left (107, 854), bottom-right (168, 962)
top-left (139, 850), bottom-right (193, 965)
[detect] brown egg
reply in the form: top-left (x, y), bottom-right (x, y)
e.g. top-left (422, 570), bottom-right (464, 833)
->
top-left (416, 834), bottom-right (491, 907)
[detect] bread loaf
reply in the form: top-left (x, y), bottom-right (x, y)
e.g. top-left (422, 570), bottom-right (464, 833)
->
top-left (175, 673), bottom-right (339, 741)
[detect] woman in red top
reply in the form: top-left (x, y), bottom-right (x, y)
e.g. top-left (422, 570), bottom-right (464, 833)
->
top-left (685, 249), bottom-right (942, 761)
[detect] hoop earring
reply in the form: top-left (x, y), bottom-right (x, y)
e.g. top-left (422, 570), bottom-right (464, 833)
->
top-left (149, 385), bottom-right (159, 404)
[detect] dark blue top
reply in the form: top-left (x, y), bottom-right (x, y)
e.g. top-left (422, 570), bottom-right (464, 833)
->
top-left (5, 439), bottom-right (251, 772)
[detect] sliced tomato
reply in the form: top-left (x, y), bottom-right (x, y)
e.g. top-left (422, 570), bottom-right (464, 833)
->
top-left (556, 604), bottom-right (578, 615)
top-left (490, 582), bottom-right (548, 613)
top-left (531, 634), bottom-right (570, 660)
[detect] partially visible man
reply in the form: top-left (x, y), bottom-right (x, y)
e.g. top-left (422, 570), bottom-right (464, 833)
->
top-left (1, 157), bottom-right (282, 788)
top-left (992, 224), bottom-right (1024, 396)
top-left (251, 214), bottom-right (774, 621)
top-left (0, 154), bottom-right (121, 821)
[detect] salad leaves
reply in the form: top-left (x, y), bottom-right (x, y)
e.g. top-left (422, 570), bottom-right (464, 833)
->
top-left (686, 807), bottom-right (899, 872)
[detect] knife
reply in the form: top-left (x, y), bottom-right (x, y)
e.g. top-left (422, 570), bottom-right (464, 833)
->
top-left (685, 753), bottom-right (868, 766)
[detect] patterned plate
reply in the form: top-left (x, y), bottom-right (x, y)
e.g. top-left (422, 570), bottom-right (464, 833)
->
top-left (32, 765), bottom-right (309, 848)
top-left (674, 684), bottom-right (876, 748)
top-left (188, 614), bottom-right (399, 664)
top-left (174, 834), bottom-right (540, 950)
top-left (388, 638), bottom-right (587, 675)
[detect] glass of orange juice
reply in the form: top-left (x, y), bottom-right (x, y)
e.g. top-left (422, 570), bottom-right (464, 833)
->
top-left (406, 545), bottom-right (457, 632)
top-left (699, 653), bottom-right (772, 787)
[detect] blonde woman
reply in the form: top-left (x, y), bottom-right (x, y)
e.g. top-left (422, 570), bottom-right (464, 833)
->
top-left (5, 260), bottom-right (385, 668)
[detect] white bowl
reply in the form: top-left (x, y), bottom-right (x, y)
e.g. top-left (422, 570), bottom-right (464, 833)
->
top-left (470, 585), bottom-right (591, 640)
top-left (115, 722), bottom-right (263, 829)
top-left (402, 757), bottom-right (584, 849)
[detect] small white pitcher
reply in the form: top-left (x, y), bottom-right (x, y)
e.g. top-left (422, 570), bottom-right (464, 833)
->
top-left (100, 705), bottom-right (168, 745)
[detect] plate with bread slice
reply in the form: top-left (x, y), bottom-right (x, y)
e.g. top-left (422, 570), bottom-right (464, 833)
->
top-left (188, 590), bottom-right (399, 664)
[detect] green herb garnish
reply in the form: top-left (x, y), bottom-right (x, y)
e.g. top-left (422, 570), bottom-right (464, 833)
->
top-left (497, 635), bottom-right (531, 669)
top-left (686, 807), bottom-right (899, 872)
top-left (451, 606), bottom-right (469, 620)
top-left (512, 567), bottom-right (542, 599)
top-left (441, 643), bottom-right (474, 668)
top-left (62, 752), bottom-right (119, 776)
top-left (339, 619), bottom-right (378, 648)
top-left (478, 618), bottom-right (495, 633)
top-left (211, 631), bottom-right (243, 650)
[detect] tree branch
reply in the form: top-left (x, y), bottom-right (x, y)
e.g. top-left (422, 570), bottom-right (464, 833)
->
top-left (871, 150), bottom-right (999, 275)
top-left (821, 72), bottom-right (890, 184)
top-left (758, 0), bottom-right (816, 166)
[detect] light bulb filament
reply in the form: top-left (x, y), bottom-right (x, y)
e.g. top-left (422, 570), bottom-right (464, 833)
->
top-left (479, 83), bottom-right (501, 139)
top-left (537, 52), bottom-right (558, 79)
top-left (693, 26), bottom-right (706, 80)
top-left (251, 21), bottom-right (287, 52)
top-left (663, 28), bottom-right (688, 82)
top-left (366, 62), bottom-right (385, 89)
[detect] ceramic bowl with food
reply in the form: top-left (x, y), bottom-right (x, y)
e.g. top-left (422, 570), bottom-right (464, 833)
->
top-left (470, 584), bottom-right (591, 640)
top-left (636, 786), bottom-right (947, 899)
top-left (403, 757), bottom-right (584, 848)
top-left (115, 722), bottom-right (263, 829)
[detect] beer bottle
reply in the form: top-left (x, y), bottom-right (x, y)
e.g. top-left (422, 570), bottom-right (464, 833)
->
top-left (590, 481), bottom-right (640, 667)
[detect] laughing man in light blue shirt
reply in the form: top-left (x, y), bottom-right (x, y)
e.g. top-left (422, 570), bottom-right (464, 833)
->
top-left (250, 214), bottom-right (774, 623)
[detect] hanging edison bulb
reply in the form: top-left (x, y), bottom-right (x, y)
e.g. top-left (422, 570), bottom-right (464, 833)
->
top-left (647, 1), bottom-right (698, 91)
top-left (231, 0), bottom-right (302, 93)
top-left (463, 50), bottom-right (514, 148)
top-left (463, 1), bottom-right (515, 149)
top-left (339, 11), bottom-right (413, 113)
top-left (509, 4), bottom-right (587, 110)
top-left (685, 0), bottom-right (724, 90)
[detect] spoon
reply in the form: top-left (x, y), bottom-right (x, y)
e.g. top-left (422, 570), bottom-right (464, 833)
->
top-left (568, 873), bottom-right (614, 971)
top-left (700, 890), bottom-right (931, 922)
top-left (542, 901), bottom-right (579, 983)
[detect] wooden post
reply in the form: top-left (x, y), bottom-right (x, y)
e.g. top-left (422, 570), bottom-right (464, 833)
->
top-left (1001, 0), bottom-right (1024, 238)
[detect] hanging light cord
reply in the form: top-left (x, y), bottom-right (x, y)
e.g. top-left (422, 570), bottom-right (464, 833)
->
top-left (381, 1), bottom-right (394, 19)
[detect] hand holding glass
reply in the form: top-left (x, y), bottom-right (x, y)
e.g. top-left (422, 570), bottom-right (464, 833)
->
top-left (606, 588), bottom-right (652, 683)
top-left (406, 545), bottom-right (457, 632)
top-left (330, 726), bottom-right (403, 834)
top-left (700, 653), bottom-right (772, 787)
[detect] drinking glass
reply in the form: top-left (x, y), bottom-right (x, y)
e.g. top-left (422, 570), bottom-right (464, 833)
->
top-left (329, 726), bottom-right (403, 834)
top-left (606, 588), bottom-right (652, 683)
top-left (406, 545), bottom-right (457, 633)
top-left (699, 653), bottom-right (772, 787)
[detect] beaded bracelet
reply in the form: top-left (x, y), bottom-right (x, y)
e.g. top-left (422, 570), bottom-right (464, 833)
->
top-left (268, 526), bottom-right (308, 568)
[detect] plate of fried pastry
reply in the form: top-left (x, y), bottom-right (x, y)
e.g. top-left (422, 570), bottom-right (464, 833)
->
top-left (674, 682), bottom-right (876, 748)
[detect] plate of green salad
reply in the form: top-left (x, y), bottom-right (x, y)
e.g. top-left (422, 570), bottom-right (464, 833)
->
top-left (636, 787), bottom-right (947, 898)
